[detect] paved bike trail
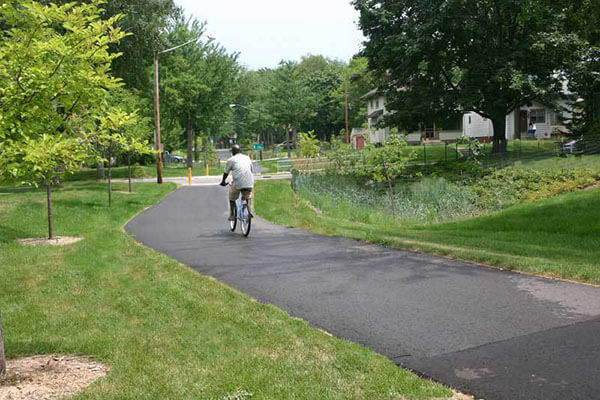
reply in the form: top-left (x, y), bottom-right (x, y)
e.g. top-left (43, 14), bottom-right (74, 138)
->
top-left (126, 185), bottom-right (600, 400)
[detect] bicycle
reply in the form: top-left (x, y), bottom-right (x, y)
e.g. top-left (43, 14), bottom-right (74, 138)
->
top-left (229, 196), bottom-right (252, 237)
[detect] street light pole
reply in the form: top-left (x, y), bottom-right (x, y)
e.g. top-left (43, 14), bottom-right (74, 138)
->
top-left (153, 36), bottom-right (214, 184)
top-left (345, 81), bottom-right (350, 144)
top-left (258, 107), bottom-right (263, 160)
top-left (154, 56), bottom-right (163, 184)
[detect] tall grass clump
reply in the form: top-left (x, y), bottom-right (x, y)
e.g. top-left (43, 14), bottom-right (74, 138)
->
top-left (292, 172), bottom-right (478, 224)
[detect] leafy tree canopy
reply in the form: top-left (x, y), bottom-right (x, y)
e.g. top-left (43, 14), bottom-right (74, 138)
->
top-left (353, 0), bottom-right (582, 150)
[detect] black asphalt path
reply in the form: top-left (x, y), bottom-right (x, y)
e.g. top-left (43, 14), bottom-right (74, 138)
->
top-left (126, 186), bottom-right (600, 400)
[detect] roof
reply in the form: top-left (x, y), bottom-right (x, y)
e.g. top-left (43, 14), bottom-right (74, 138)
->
top-left (361, 88), bottom-right (379, 100)
top-left (368, 109), bottom-right (384, 119)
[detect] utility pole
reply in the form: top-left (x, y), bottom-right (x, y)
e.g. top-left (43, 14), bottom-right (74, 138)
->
top-left (286, 125), bottom-right (292, 159)
top-left (154, 56), bottom-right (163, 184)
top-left (153, 36), bottom-right (214, 184)
top-left (345, 81), bottom-right (350, 144)
top-left (258, 107), bottom-right (263, 161)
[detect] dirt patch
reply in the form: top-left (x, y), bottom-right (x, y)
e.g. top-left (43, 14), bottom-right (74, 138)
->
top-left (17, 237), bottom-right (83, 246)
top-left (582, 181), bottom-right (600, 191)
top-left (112, 191), bottom-right (134, 195)
top-left (0, 355), bottom-right (108, 400)
top-left (451, 390), bottom-right (474, 400)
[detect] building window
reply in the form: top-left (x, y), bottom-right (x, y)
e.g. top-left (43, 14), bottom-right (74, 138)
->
top-left (529, 108), bottom-right (546, 124)
top-left (375, 98), bottom-right (379, 109)
top-left (468, 116), bottom-right (472, 124)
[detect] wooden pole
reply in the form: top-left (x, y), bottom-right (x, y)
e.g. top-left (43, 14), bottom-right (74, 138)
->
top-left (345, 81), bottom-right (350, 144)
top-left (154, 57), bottom-right (163, 184)
top-left (258, 108), bottom-right (263, 160)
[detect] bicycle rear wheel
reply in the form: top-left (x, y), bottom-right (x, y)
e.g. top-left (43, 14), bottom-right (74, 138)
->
top-left (241, 204), bottom-right (251, 237)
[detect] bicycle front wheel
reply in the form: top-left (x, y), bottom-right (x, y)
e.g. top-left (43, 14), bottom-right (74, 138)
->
top-left (229, 216), bottom-right (237, 232)
top-left (241, 204), bottom-right (251, 237)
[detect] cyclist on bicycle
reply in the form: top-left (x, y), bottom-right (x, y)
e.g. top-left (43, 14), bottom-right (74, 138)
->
top-left (219, 144), bottom-right (254, 221)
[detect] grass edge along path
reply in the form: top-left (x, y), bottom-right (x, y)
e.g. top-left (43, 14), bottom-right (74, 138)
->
top-left (255, 180), bottom-right (600, 286)
top-left (0, 181), bottom-right (452, 399)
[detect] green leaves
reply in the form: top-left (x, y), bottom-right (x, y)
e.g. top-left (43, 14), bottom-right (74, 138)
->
top-left (0, 0), bottom-right (129, 187)
top-left (359, 135), bottom-right (414, 184)
top-left (354, 0), bottom-right (584, 135)
top-left (298, 131), bottom-right (320, 158)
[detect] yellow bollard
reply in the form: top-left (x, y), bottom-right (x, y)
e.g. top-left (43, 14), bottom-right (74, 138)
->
top-left (205, 164), bottom-right (209, 177)
top-left (188, 167), bottom-right (192, 185)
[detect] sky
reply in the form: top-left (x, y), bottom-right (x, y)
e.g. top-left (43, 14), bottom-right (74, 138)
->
top-left (175, 0), bottom-right (365, 70)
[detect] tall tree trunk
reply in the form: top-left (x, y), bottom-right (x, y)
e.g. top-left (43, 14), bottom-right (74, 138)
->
top-left (194, 133), bottom-right (199, 163)
top-left (387, 178), bottom-right (396, 217)
top-left (0, 310), bottom-right (5, 376)
top-left (46, 184), bottom-right (54, 240)
top-left (187, 120), bottom-right (193, 169)
top-left (128, 155), bottom-right (132, 193)
top-left (96, 162), bottom-right (105, 180)
top-left (108, 156), bottom-right (112, 207)
top-left (492, 117), bottom-right (508, 153)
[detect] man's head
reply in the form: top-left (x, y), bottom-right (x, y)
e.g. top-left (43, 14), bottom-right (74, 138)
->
top-left (231, 144), bottom-right (241, 155)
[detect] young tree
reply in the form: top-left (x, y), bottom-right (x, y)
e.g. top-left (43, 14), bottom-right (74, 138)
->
top-left (0, 310), bottom-right (5, 376)
top-left (298, 131), bottom-right (320, 158)
top-left (358, 135), bottom-right (413, 217)
top-left (106, 88), bottom-right (155, 192)
top-left (354, 0), bottom-right (581, 152)
top-left (0, 0), bottom-right (127, 237)
top-left (93, 108), bottom-right (153, 204)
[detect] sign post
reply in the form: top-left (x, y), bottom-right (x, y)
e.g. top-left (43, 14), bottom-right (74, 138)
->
top-left (252, 143), bottom-right (264, 161)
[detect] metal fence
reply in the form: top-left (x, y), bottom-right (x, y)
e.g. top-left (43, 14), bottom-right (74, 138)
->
top-left (281, 136), bottom-right (600, 173)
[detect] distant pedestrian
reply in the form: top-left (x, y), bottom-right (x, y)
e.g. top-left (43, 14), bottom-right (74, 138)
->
top-left (528, 122), bottom-right (537, 136)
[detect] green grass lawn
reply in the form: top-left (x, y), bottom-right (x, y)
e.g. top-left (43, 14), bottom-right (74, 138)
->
top-left (67, 163), bottom-right (224, 181)
top-left (255, 180), bottom-right (600, 285)
top-left (0, 182), bottom-right (451, 399)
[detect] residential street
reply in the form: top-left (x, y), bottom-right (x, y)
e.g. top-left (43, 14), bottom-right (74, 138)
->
top-left (126, 185), bottom-right (600, 400)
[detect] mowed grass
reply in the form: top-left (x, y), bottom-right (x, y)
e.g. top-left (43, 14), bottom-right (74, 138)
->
top-left (255, 180), bottom-right (600, 284)
top-left (67, 163), bottom-right (225, 181)
top-left (0, 182), bottom-right (451, 399)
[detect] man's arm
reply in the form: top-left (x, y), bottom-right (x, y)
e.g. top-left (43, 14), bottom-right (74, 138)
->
top-left (221, 158), bottom-right (233, 186)
top-left (220, 172), bottom-right (228, 186)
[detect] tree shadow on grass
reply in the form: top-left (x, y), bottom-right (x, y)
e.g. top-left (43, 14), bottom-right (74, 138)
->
top-left (0, 225), bottom-right (34, 244)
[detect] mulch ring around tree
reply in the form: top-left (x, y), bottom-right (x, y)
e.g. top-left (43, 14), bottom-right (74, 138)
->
top-left (17, 237), bottom-right (83, 246)
top-left (0, 355), bottom-right (108, 400)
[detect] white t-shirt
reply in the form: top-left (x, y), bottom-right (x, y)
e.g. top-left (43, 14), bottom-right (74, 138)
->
top-left (225, 154), bottom-right (254, 189)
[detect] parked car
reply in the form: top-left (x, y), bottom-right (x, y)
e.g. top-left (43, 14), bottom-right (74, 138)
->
top-left (562, 138), bottom-right (583, 155)
top-left (162, 151), bottom-right (186, 164)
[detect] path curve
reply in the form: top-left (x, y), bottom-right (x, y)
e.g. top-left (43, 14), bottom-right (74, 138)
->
top-left (126, 185), bottom-right (600, 400)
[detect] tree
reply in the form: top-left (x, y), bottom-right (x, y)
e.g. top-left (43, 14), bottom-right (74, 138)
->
top-left (36, 0), bottom-right (181, 91)
top-left (0, 0), bottom-right (127, 238)
top-left (106, 88), bottom-right (155, 192)
top-left (354, 0), bottom-right (581, 152)
top-left (0, 311), bottom-right (5, 376)
top-left (358, 135), bottom-right (413, 217)
top-left (563, 0), bottom-right (600, 135)
top-left (160, 16), bottom-right (239, 168)
top-left (298, 131), bottom-right (320, 157)
top-left (94, 109), bottom-right (149, 205)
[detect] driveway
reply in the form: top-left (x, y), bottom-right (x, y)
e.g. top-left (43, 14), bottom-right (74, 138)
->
top-left (126, 185), bottom-right (600, 400)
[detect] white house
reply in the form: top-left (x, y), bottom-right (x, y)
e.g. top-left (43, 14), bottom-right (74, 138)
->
top-left (356, 89), bottom-right (571, 147)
